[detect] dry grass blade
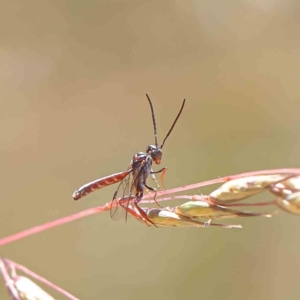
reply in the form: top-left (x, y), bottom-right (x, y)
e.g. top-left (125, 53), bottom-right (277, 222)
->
top-left (0, 258), bottom-right (79, 300)
top-left (143, 207), bottom-right (242, 229)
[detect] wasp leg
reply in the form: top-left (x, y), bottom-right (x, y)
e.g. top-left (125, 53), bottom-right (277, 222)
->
top-left (134, 194), bottom-right (158, 227)
top-left (150, 167), bottom-right (167, 191)
top-left (143, 183), bottom-right (163, 208)
top-left (151, 172), bottom-right (160, 188)
top-left (119, 198), bottom-right (152, 227)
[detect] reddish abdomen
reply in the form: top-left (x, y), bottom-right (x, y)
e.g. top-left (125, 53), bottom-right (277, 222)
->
top-left (72, 171), bottom-right (130, 200)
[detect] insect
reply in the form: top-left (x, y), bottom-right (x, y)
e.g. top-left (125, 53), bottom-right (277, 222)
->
top-left (72, 94), bottom-right (186, 225)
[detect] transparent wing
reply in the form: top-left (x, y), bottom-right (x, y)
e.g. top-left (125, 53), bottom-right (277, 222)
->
top-left (110, 160), bottom-right (144, 221)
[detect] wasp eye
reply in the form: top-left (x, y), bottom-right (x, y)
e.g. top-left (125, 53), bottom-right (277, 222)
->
top-left (146, 145), bottom-right (156, 153)
top-left (151, 149), bottom-right (162, 164)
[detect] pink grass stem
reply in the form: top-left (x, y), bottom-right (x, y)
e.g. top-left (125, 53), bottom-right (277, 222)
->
top-left (0, 259), bottom-right (21, 300)
top-left (141, 168), bottom-right (300, 201)
top-left (0, 206), bottom-right (109, 247)
top-left (156, 195), bottom-right (277, 207)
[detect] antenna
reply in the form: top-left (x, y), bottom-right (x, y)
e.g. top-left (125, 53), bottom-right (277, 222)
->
top-left (160, 99), bottom-right (186, 149)
top-left (146, 94), bottom-right (158, 147)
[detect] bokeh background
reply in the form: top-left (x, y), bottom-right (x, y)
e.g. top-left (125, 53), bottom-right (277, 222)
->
top-left (1, 1), bottom-right (300, 299)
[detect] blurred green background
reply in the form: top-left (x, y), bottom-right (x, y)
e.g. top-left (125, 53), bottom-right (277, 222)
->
top-left (1, 1), bottom-right (300, 299)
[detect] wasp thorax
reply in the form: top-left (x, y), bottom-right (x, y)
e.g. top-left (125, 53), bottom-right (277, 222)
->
top-left (146, 145), bottom-right (162, 164)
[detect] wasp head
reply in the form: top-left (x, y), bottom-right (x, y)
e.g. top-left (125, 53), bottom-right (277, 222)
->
top-left (146, 145), bottom-right (162, 164)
